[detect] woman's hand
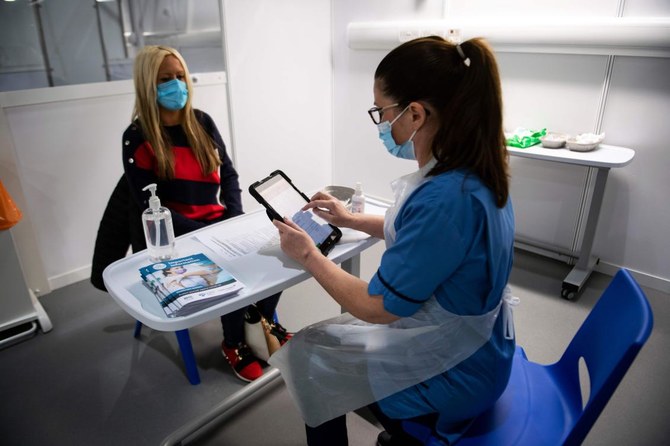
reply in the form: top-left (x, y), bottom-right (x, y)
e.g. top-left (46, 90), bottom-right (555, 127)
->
top-left (273, 208), bottom-right (398, 325)
top-left (272, 217), bottom-right (321, 265)
top-left (302, 191), bottom-right (354, 228)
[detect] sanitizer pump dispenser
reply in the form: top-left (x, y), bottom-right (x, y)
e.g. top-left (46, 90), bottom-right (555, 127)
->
top-left (141, 183), bottom-right (175, 261)
top-left (351, 182), bottom-right (366, 214)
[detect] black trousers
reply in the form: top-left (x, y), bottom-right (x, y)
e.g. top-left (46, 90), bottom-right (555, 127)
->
top-left (304, 403), bottom-right (434, 446)
top-left (220, 292), bottom-right (282, 347)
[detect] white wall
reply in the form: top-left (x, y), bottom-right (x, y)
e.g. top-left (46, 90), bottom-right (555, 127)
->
top-left (595, 56), bottom-right (670, 279)
top-left (221, 0), bottom-right (333, 213)
top-left (221, 0), bottom-right (338, 329)
top-left (332, 0), bottom-right (670, 292)
top-left (331, 0), bottom-right (446, 197)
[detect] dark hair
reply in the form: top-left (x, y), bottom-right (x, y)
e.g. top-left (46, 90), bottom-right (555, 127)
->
top-left (375, 36), bottom-right (509, 207)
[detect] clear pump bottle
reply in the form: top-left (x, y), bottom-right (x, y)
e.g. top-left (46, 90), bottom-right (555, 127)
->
top-left (141, 183), bottom-right (175, 261)
top-left (351, 182), bottom-right (365, 214)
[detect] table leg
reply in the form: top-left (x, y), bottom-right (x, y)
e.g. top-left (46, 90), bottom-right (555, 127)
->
top-left (175, 329), bottom-right (201, 385)
top-left (133, 320), bottom-right (143, 338)
top-left (562, 167), bottom-right (610, 299)
top-left (342, 254), bottom-right (360, 276)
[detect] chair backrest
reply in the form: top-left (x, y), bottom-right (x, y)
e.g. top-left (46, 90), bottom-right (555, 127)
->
top-left (557, 269), bottom-right (654, 445)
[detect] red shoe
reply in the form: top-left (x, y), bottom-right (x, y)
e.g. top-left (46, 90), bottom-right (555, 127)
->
top-left (221, 342), bottom-right (263, 382)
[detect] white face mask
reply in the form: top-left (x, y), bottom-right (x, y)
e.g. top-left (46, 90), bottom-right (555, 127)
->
top-left (376, 105), bottom-right (417, 160)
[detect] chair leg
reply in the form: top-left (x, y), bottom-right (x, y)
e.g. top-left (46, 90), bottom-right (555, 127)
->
top-left (175, 329), bottom-right (201, 385)
top-left (133, 320), bottom-right (143, 338)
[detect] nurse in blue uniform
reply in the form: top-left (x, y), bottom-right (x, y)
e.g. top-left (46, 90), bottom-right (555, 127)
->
top-left (270, 36), bottom-right (516, 446)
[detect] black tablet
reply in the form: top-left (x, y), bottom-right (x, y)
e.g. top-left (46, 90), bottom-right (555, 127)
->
top-left (249, 170), bottom-right (342, 255)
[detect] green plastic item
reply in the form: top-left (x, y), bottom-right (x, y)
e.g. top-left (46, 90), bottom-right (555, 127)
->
top-left (506, 128), bottom-right (546, 148)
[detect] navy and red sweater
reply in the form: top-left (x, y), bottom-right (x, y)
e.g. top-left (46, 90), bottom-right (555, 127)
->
top-left (122, 110), bottom-right (243, 236)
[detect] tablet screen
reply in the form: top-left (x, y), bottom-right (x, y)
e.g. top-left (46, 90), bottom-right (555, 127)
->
top-left (251, 172), bottom-right (339, 250)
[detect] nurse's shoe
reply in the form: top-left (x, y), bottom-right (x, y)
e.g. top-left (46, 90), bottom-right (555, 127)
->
top-left (221, 342), bottom-right (263, 382)
top-left (376, 431), bottom-right (423, 446)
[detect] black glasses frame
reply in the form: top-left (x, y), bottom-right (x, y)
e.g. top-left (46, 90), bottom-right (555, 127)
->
top-left (367, 103), bottom-right (400, 125)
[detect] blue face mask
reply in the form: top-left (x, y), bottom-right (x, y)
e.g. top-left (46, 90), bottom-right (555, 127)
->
top-left (156, 79), bottom-right (188, 111)
top-left (376, 105), bottom-right (417, 160)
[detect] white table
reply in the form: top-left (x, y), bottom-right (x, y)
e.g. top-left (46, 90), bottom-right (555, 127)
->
top-left (103, 198), bottom-right (387, 384)
top-left (104, 197), bottom-right (388, 445)
top-left (508, 144), bottom-right (635, 299)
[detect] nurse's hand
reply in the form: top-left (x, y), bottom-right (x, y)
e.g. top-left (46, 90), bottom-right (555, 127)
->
top-left (303, 191), bottom-right (353, 228)
top-left (273, 217), bottom-right (320, 265)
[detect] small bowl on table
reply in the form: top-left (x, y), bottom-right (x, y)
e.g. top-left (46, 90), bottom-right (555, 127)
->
top-left (566, 133), bottom-right (605, 152)
top-left (322, 185), bottom-right (355, 210)
top-left (540, 132), bottom-right (568, 149)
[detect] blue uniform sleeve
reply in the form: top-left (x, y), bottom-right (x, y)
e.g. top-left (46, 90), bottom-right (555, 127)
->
top-left (368, 184), bottom-right (469, 317)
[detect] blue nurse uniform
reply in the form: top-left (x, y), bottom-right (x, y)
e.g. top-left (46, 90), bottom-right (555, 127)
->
top-left (368, 168), bottom-right (515, 442)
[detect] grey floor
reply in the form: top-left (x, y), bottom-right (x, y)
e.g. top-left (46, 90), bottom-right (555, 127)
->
top-left (1, 250), bottom-right (669, 446)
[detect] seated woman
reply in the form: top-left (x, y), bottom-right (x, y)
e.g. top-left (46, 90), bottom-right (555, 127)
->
top-left (122, 45), bottom-right (289, 382)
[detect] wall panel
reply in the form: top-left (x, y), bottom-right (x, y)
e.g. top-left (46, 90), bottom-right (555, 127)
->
top-left (333, 0), bottom-right (670, 290)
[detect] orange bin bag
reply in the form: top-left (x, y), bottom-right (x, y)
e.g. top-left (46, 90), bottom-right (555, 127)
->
top-left (0, 179), bottom-right (23, 230)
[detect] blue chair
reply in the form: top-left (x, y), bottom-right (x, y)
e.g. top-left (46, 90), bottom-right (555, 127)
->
top-left (402, 269), bottom-right (654, 446)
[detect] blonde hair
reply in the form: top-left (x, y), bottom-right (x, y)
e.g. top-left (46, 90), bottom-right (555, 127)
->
top-left (131, 45), bottom-right (221, 179)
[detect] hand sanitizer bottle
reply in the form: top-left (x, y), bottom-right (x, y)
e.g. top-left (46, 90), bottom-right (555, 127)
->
top-left (351, 182), bottom-right (365, 214)
top-left (141, 183), bottom-right (175, 261)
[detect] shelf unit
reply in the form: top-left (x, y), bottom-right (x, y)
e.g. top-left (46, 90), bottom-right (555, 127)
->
top-left (0, 229), bottom-right (52, 348)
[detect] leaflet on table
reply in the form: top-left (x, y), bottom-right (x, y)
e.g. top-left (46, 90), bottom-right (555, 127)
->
top-left (195, 225), bottom-right (279, 260)
top-left (139, 253), bottom-right (244, 318)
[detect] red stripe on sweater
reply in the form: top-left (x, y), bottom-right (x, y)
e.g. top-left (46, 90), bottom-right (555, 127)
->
top-left (167, 202), bottom-right (225, 221)
top-left (173, 146), bottom-right (220, 184)
top-left (134, 142), bottom-right (156, 170)
top-left (133, 145), bottom-right (220, 184)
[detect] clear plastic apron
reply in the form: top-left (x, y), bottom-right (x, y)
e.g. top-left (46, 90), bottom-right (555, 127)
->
top-left (269, 160), bottom-right (511, 427)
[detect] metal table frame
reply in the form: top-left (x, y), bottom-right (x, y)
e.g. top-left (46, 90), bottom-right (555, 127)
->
top-left (508, 144), bottom-right (635, 299)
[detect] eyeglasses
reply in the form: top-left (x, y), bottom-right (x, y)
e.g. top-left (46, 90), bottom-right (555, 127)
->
top-left (367, 103), bottom-right (399, 125)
